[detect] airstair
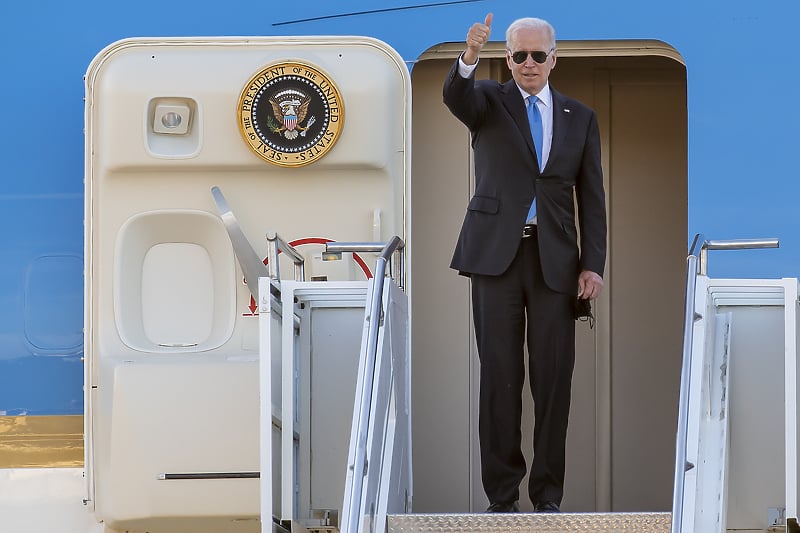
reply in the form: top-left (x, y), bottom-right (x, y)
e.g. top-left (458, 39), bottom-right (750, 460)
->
top-left (254, 232), bottom-right (411, 533)
top-left (267, 233), bottom-right (799, 533)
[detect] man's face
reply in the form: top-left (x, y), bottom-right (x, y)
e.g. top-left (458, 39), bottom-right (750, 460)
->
top-left (505, 27), bottom-right (557, 95)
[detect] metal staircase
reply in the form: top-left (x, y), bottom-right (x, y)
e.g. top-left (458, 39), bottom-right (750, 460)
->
top-left (246, 224), bottom-right (797, 533)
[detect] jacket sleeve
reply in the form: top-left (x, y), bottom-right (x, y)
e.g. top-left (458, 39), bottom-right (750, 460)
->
top-left (442, 57), bottom-right (486, 131)
top-left (576, 111), bottom-right (607, 277)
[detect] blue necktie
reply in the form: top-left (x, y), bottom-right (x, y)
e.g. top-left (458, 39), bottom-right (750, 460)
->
top-left (526, 95), bottom-right (543, 222)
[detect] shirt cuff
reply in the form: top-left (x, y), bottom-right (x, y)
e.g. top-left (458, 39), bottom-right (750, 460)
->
top-left (457, 54), bottom-right (478, 78)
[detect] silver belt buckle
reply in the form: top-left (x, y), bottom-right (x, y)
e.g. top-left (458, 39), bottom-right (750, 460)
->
top-left (522, 224), bottom-right (536, 238)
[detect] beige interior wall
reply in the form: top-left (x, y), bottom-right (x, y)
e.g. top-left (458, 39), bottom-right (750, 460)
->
top-left (410, 51), bottom-right (687, 513)
top-left (409, 59), bottom-right (475, 513)
top-left (605, 63), bottom-right (687, 511)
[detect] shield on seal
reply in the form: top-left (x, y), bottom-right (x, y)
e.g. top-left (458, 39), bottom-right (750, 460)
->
top-left (284, 114), bottom-right (298, 131)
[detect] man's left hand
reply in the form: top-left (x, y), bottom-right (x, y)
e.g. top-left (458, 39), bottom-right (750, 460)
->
top-left (578, 270), bottom-right (604, 300)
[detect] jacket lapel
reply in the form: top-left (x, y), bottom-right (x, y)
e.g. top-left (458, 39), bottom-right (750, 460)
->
top-left (501, 80), bottom-right (538, 160)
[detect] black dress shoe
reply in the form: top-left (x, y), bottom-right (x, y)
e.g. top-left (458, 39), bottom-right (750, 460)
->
top-left (486, 501), bottom-right (520, 513)
top-left (534, 501), bottom-right (560, 513)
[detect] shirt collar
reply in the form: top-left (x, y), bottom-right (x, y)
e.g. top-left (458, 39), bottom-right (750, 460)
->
top-left (517, 83), bottom-right (552, 108)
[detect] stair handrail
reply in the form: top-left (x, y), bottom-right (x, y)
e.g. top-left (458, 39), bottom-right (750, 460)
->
top-left (326, 240), bottom-right (406, 289)
top-left (671, 234), bottom-right (703, 533)
top-left (266, 230), bottom-right (306, 281)
top-left (340, 235), bottom-right (405, 533)
top-left (672, 234), bottom-right (779, 533)
top-left (699, 237), bottom-right (780, 276)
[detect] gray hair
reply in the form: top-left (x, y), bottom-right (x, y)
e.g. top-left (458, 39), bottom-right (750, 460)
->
top-left (505, 18), bottom-right (556, 50)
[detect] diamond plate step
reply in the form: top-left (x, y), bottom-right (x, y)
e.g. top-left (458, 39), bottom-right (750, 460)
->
top-left (387, 512), bottom-right (671, 532)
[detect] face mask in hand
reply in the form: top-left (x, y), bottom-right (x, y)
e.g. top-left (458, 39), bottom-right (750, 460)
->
top-left (573, 297), bottom-right (594, 328)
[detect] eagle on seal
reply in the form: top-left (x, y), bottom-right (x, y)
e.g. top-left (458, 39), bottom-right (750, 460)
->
top-left (269, 89), bottom-right (315, 140)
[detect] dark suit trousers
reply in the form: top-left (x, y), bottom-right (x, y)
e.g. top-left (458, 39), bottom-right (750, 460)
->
top-left (471, 232), bottom-right (575, 506)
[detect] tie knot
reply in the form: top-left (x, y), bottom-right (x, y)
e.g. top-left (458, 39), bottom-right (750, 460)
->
top-left (528, 95), bottom-right (538, 107)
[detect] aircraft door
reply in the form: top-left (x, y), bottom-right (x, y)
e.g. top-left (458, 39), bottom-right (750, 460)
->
top-left (84, 36), bottom-right (411, 532)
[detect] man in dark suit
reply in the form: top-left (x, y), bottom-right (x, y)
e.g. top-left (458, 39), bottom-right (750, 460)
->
top-left (443, 14), bottom-right (607, 513)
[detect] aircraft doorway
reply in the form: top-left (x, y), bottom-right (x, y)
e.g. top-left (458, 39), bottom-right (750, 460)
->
top-left (409, 42), bottom-right (687, 513)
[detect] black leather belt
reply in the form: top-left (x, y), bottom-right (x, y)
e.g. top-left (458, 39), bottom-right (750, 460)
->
top-left (522, 224), bottom-right (537, 238)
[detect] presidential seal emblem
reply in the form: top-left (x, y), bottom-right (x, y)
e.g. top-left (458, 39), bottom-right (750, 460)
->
top-left (238, 61), bottom-right (344, 167)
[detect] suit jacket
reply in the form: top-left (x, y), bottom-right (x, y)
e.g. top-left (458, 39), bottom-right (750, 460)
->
top-left (443, 60), bottom-right (607, 295)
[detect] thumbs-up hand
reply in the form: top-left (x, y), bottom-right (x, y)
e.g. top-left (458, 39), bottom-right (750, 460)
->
top-left (463, 13), bottom-right (493, 65)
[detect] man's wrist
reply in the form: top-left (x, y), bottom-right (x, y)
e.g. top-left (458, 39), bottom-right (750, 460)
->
top-left (458, 53), bottom-right (479, 77)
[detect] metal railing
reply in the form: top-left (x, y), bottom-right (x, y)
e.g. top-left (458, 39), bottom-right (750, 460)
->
top-left (698, 237), bottom-right (780, 276)
top-left (671, 234), bottom-right (779, 533)
top-left (266, 231), bottom-right (306, 281)
top-left (326, 239), bottom-right (406, 290)
top-left (258, 234), bottom-right (404, 531)
top-left (339, 235), bottom-right (405, 533)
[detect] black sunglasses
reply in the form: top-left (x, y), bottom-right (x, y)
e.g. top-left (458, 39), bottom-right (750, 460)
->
top-left (509, 48), bottom-right (554, 65)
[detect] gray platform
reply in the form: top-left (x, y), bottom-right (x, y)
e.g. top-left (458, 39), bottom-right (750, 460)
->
top-left (387, 512), bottom-right (671, 532)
